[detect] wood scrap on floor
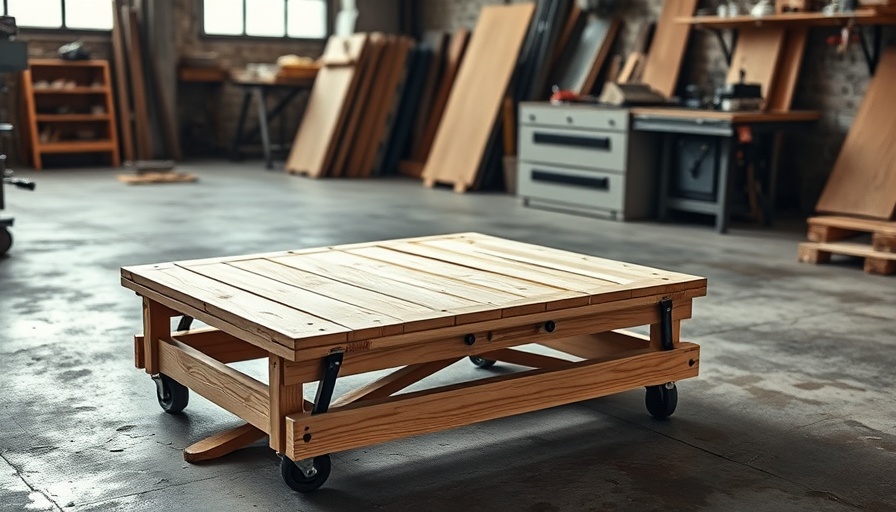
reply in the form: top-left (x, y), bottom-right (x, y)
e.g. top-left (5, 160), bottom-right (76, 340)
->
top-left (421, 3), bottom-right (536, 193)
top-left (814, 48), bottom-right (896, 220)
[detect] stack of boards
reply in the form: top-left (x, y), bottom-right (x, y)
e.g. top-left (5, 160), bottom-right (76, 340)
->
top-left (799, 49), bottom-right (896, 275)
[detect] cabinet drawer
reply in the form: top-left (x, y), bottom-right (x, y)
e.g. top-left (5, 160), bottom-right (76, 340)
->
top-left (519, 104), bottom-right (628, 132)
top-left (519, 125), bottom-right (627, 172)
top-left (517, 162), bottom-right (624, 212)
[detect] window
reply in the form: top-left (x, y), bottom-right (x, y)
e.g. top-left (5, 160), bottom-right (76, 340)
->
top-left (203, 0), bottom-right (327, 39)
top-left (1, 0), bottom-right (113, 31)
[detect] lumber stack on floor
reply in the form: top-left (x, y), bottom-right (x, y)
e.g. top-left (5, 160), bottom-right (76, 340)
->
top-left (799, 216), bottom-right (896, 275)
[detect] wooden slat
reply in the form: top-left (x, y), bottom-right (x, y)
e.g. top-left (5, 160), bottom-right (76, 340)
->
top-left (180, 262), bottom-right (407, 341)
top-left (540, 329), bottom-right (651, 360)
top-left (799, 241), bottom-right (896, 261)
top-left (766, 27), bottom-right (807, 112)
top-left (421, 4), bottom-right (536, 191)
top-left (815, 48), bottom-right (896, 220)
top-left (808, 215), bottom-right (896, 236)
top-left (286, 343), bottom-right (700, 460)
top-left (122, 6), bottom-right (152, 159)
top-left (331, 358), bottom-right (458, 408)
top-left (184, 423), bottom-right (266, 463)
top-left (169, 327), bottom-right (268, 363)
top-left (281, 296), bottom-right (695, 382)
top-left (228, 258), bottom-right (450, 332)
top-left (639, 0), bottom-right (698, 98)
top-left (158, 338), bottom-right (269, 432)
top-left (412, 28), bottom-right (470, 164)
top-left (630, 107), bottom-right (820, 123)
top-left (285, 34), bottom-right (368, 178)
top-left (725, 28), bottom-right (786, 103)
top-left (110, 0), bottom-right (134, 163)
top-left (123, 265), bottom-right (350, 349)
top-left (476, 348), bottom-right (572, 369)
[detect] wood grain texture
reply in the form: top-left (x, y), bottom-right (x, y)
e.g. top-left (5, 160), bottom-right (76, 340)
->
top-left (123, 6), bottom-right (152, 160)
top-left (285, 34), bottom-right (368, 178)
top-left (421, 4), bottom-right (536, 191)
top-left (268, 355), bottom-right (305, 453)
top-left (110, 0), bottom-right (134, 163)
top-left (184, 423), bottom-right (266, 463)
top-left (639, 0), bottom-right (698, 98)
top-left (766, 27), bottom-right (807, 112)
top-left (725, 28), bottom-right (786, 102)
top-left (815, 49), bottom-right (896, 219)
top-left (330, 358), bottom-right (458, 407)
top-left (169, 327), bottom-right (268, 364)
top-left (158, 337), bottom-right (269, 431)
top-left (286, 343), bottom-right (700, 459)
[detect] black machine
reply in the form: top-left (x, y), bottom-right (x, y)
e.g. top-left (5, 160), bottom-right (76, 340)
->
top-left (0, 15), bottom-right (35, 256)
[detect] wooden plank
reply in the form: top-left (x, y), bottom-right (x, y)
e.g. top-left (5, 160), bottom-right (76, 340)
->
top-left (766, 27), bottom-right (807, 112)
top-left (110, 0), bottom-right (134, 163)
top-left (281, 296), bottom-right (695, 381)
top-left (476, 348), bottom-right (572, 369)
top-left (808, 215), bottom-right (896, 236)
top-left (117, 172), bottom-right (197, 184)
top-left (639, 0), bottom-right (698, 98)
top-left (412, 28), bottom-right (470, 164)
top-left (285, 34), bottom-right (368, 178)
top-left (184, 423), bottom-right (266, 463)
top-left (815, 49), bottom-right (896, 219)
top-left (286, 343), bottom-right (700, 459)
top-left (143, 298), bottom-right (173, 375)
top-left (123, 265), bottom-right (350, 349)
top-left (169, 327), bottom-right (268, 364)
top-left (330, 37), bottom-right (385, 178)
top-left (179, 261), bottom-right (407, 341)
top-left (540, 330), bottom-right (651, 360)
top-left (725, 28), bottom-right (786, 103)
top-left (133, 334), bottom-right (145, 369)
top-left (158, 337), bottom-right (269, 432)
top-left (421, 4), bottom-right (536, 191)
top-left (122, 5), bottom-right (152, 160)
top-left (799, 241), bottom-right (896, 262)
top-left (331, 358), bottom-right (458, 408)
top-left (229, 258), bottom-right (449, 332)
top-left (268, 356), bottom-right (305, 454)
top-left (344, 34), bottom-right (395, 178)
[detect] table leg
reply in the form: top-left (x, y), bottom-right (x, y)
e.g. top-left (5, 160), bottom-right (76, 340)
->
top-left (230, 90), bottom-right (252, 161)
top-left (657, 134), bottom-right (673, 222)
top-left (765, 131), bottom-right (784, 227)
top-left (269, 355), bottom-right (308, 455)
top-left (252, 87), bottom-right (273, 170)
top-left (715, 137), bottom-right (734, 234)
top-left (142, 298), bottom-right (174, 375)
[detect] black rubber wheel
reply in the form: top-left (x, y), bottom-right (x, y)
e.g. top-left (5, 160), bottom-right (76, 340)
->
top-left (0, 227), bottom-right (11, 256)
top-left (468, 356), bottom-right (496, 369)
top-left (154, 373), bottom-right (189, 413)
top-left (645, 383), bottom-right (678, 420)
top-left (280, 454), bottom-right (331, 493)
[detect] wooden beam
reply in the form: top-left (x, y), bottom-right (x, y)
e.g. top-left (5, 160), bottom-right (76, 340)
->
top-left (331, 358), bottom-right (458, 408)
top-left (184, 423), bottom-right (266, 463)
top-left (158, 337), bottom-right (269, 432)
top-left (476, 348), bottom-right (571, 369)
top-left (540, 329), bottom-right (651, 360)
top-left (268, 356), bottom-right (306, 454)
top-left (169, 327), bottom-right (268, 364)
top-left (286, 343), bottom-right (700, 460)
top-left (142, 298), bottom-right (174, 375)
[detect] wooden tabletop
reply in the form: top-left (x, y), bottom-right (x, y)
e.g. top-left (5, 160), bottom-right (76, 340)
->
top-left (630, 107), bottom-right (821, 123)
top-left (121, 233), bottom-right (706, 354)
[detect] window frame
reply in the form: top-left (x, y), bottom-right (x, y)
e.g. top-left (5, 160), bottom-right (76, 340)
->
top-left (2, 0), bottom-right (113, 33)
top-left (199, 0), bottom-right (331, 42)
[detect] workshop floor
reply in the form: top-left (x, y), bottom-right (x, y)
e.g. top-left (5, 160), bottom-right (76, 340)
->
top-left (1, 162), bottom-right (894, 512)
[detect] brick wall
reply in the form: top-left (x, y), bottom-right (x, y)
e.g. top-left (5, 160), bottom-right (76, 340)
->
top-left (418, 0), bottom-right (896, 213)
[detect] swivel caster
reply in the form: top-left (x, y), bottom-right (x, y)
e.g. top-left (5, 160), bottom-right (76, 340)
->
top-left (153, 374), bottom-right (189, 413)
top-left (645, 382), bottom-right (678, 420)
top-left (280, 454), bottom-right (331, 492)
top-left (468, 356), bottom-right (496, 369)
top-left (0, 227), bottom-right (11, 256)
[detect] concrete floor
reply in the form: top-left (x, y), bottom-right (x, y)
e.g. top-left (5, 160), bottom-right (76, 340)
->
top-left (1, 161), bottom-right (894, 512)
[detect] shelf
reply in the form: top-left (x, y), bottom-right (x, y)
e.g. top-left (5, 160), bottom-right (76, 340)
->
top-left (29, 59), bottom-right (113, 68)
top-left (36, 114), bottom-right (110, 122)
top-left (37, 140), bottom-right (117, 154)
top-left (32, 87), bottom-right (111, 94)
top-left (678, 10), bottom-right (896, 28)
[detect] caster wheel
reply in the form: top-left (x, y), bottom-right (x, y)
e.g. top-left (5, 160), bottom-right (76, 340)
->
top-left (154, 374), bottom-right (189, 413)
top-left (645, 383), bottom-right (678, 420)
top-left (281, 454), bottom-right (331, 493)
top-left (0, 228), bottom-right (11, 256)
top-left (468, 356), bottom-right (496, 369)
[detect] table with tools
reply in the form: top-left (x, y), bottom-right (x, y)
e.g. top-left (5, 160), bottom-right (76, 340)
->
top-left (631, 108), bottom-right (820, 233)
top-left (122, 232), bottom-right (706, 492)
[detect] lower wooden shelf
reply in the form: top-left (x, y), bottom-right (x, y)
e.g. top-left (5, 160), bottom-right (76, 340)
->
top-left (38, 140), bottom-right (118, 153)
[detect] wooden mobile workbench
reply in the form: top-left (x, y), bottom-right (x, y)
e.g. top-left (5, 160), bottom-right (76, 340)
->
top-left (121, 233), bottom-right (706, 492)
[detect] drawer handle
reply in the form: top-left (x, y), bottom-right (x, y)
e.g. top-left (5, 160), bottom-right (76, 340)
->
top-left (531, 170), bottom-right (609, 190)
top-left (533, 132), bottom-right (611, 151)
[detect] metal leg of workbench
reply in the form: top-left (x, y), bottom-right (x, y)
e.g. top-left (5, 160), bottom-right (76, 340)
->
top-left (657, 134), bottom-right (673, 222)
top-left (230, 91), bottom-right (253, 160)
top-left (252, 87), bottom-right (273, 170)
top-left (715, 137), bottom-right (734, 234)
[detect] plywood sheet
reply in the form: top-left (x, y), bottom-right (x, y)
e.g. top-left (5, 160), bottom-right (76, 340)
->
top-left (815, 49), bottom-right (896, 219)
top-left (285, 34), bottom-right (368, 178)
top-left (639, 0), bottom-right (698, 98)
top-left (551, 14), bottom-right (618, 94)
top-left (766, 27), bottom-right (808, 112)
top-left (726, 28), bottom-right (786, 102)
top-left (421, 4), bottom-right (536, 192)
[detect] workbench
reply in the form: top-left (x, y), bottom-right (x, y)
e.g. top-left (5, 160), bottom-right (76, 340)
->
top-left (630, 108), bottom-right (820, 233)
top-left (121, 233), bottom-right (706, 492)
